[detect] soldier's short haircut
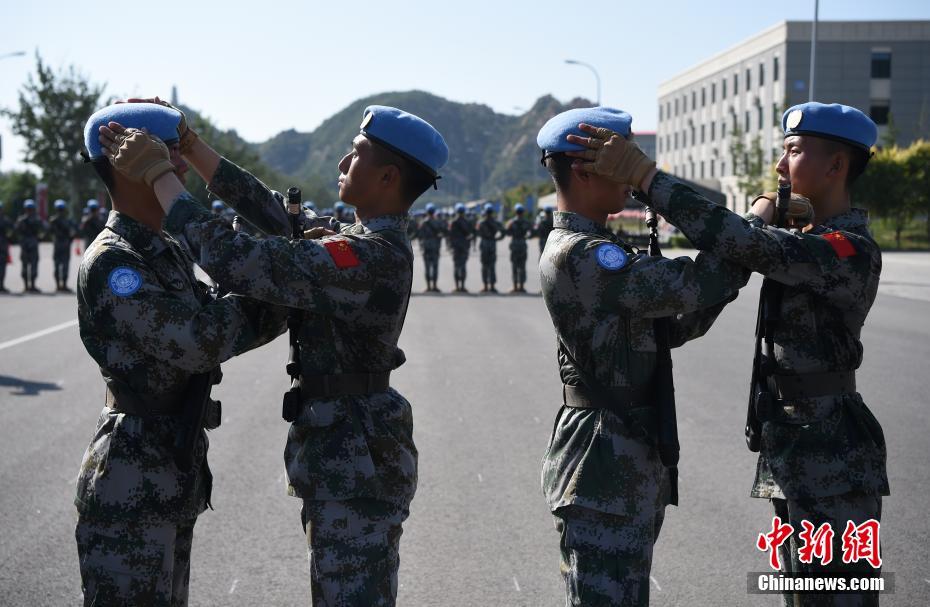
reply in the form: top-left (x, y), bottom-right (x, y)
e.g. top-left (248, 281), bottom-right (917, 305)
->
top-left (90, 157), bottom-right (115, 191)
top-left (368, 141), bottom-right (436, 205)
top-left (815, 138), bottom-right (871, 187)
top-left (544, 153), bottom-right (574, 193)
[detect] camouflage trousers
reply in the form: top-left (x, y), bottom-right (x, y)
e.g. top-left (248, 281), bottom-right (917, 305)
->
top-left (771, 493), bottom-right (883, 607)
top-left (553, 503), bottom-right (667, 606)
top-left (452, 246), bottom-right (469, 282)
top-left (479, 241), bottom-right (497, 285)
top-left (0, 243), bottom-right (7, 285)
top-left (75, 516), bottom-right (196, 607)
top-left (54, 240), bottom-right (71, 284)
top-left (301, 497), bottom-right (409, 607)
top-left (509, 244), bottom-right (527, 285)
top-left (421, 247), bottom-right (440, 283)
top-left (20, 239), bottom-right (38, 282)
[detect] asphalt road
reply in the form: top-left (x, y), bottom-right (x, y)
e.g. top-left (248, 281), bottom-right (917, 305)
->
top-left (0, 242), bottom-right (928, 606)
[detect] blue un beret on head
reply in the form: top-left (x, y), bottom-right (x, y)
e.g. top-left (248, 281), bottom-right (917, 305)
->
top-left (84, 102), bottom-right (182, 159)
top-left (360, 105), bottom-right (449, 181)
top-left (783, 102), bottom-right (877, 151)
top-left (537, 107), bottom-right (633, 155)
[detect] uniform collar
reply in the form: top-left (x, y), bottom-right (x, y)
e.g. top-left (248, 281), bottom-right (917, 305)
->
top-left (352, 213), bottom-right (409, 235)
top-left (106, 211), bottom-right (169, 257)
top-left (819, 208), bottom-right (869, 233)
top-left (553, 211), bottom-right (614, 238)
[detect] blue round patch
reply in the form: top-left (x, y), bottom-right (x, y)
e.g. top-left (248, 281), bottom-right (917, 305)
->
top-left (108, 267), bottom-right (143, 297)
top-left (596, 243), bottom-right (628, 271)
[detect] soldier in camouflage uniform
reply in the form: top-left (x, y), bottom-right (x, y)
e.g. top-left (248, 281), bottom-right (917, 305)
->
top-left (569, 102), bottom-right (888, 606)
top-left (448, 202), bottom-right (476, 292)
top-left (49, 199), bottom-right (77, 291)
top-left (537, 107), bottom-right (751, 606)
top-left (14, 199), bottom-right (45, 292)
top-left (76, 102), bottom-right (288, 606)
top-left (535, 205), bottom-right (555, 257)
top-left (504, 203), bottom-right (533, 293)
top-left (476, 202), bottom-right (504, 292)
top-left (80, 199), bottom-right (107, 250)
top-left (100, 101), bottom-right (448, 607)
top-left (0, 202), bottom-right (11, 293)
top-left (416, 203), bottom-right (446, 292)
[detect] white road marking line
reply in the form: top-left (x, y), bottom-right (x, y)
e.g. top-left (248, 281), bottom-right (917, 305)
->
top-left (229, 579), bottom-right (239, 594)
top-left (650, 576), bottom-right (662, 591)
top-left (0, 319), bottom-right (78, 352)
top-left (512, 576), bottom-right (521, 592)
top-left (477, 473), bottom-right (483, 483)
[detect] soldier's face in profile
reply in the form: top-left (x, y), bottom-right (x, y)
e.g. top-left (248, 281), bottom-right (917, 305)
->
top-left (776, 136), bottom-right (830, 201)
top-left (338, 135), bottom-right (381, 207)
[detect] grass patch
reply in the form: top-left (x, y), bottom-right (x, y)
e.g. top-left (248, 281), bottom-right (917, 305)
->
top-left (869, 217), bottom-right (929, 251)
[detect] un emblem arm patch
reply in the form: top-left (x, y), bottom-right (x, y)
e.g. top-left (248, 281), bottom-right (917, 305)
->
top-left (595, 243), bottom-right (629, 271)
top-left (107, 267), bottom-right (144, 297)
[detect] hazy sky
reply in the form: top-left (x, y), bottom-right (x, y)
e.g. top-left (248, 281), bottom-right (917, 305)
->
top-left (1, 0), bottom-right (928, 177)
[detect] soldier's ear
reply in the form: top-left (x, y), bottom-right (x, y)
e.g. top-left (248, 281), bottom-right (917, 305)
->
top-left (571, 159), bottom-right (590, 184)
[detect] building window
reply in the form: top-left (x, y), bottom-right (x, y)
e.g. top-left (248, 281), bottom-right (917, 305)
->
top-left (700, 161), bottom-right (705, 179)
top-left (667, 102), bottom-right (671, 117)
top-left (659, 105), bottom-right (663, 121)
top-left (711, 121), bottom-right (716, 141)
top-left (722, 122), bottom-right (728, 139)
top-left (674, 132), bottom-right (678, 149)
top-left (745, 110), bottom-right (750, 132)
top-left (758, 106), bottom-right (764, 130)
top-left (759, 62), bottom-right (765, 86)
top-left (774, 56), bottom-right (780, 81)
top-left (674, 98), bottom-right (679, 116)
top-left (691, 91), bottom-right (696, 110)
top-left (773, 103), bottom-right (780, 126)
top-left (722, 161), bottom-right (726, 176)
top-left (702, 87), bottom-right (706, 107)
top-left (711, 83), bottom-right (716, 104)
top-left (710, 159), bottom-right (715, 178)
top-left (734, 73), bottom-right (739, 94)
top-left (690, 126), bottom-right (695, 146)
top-left (722, 78), bottom-right (727, 99)
top-left (701, 124), bottom-right (705, 144)
top-left (746, 68), bottom-right (751, 91)
top-left (870, 101), bottom-right (891, 125)
top-left (871, 51), bottom-right (892, 78)
top-left (657, 138), bottom-right (662, 153)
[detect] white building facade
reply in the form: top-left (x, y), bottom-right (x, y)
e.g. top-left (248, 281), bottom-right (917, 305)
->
top-left (656, 20), bottom-right (930, 214)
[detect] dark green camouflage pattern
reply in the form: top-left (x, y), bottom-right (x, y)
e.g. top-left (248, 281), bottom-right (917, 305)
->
top-left (166, 158), bottom-right (418, 510)
top-left (540, 211), bottom-right (750, 604)
top-left (75, 211), bottom-right (287, 525)
top-left (448, 215), bottom-right (475, 284)
top-left (301, 498), bottom-right (408, 606)
top-left (505, 216), bottom-right (533, 285)
top-left (477, 216), bottom-right (504, 286)
top-left (76, 517), bottom-right (195, 607)
top-left (646, 172), bottom-right (889, 501)
top-left (14, 213), bottom-right (43, 283)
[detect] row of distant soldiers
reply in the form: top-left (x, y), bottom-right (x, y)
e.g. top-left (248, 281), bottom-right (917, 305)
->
top-left (0, 199), bottom-right (108, 293)
top-left (409, 202), bottom-right (553, 293)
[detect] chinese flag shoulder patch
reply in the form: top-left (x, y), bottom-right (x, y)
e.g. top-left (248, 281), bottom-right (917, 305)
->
top-left (822, 232), bottom-right (856, 258)
top-left (323, 238), bottom-right (360, 268)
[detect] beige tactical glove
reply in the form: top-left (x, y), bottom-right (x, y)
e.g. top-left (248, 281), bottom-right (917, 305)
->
top-left (752, 192), bottom-right (814, 228)
top-left (105, 128), bottom-right (176, 186)
top-left (303, 227), bottom-right (338, 239)
top-left (566, 125), bottom-right (656, 188)
top-left (124, 97), bottom-right (199, 154)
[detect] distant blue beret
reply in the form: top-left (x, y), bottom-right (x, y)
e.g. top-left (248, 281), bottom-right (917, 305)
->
top-left (783, 102), bottom-right (877, 151)
top-left (425, 203), bottom-right (437, 213)
top-left (483, 203), bottom-right (494, 213)
top-left (87, 199), bottom-right (99, 208)
top-left (334, 201), bottom-right (345, 210)
top-left (54, 199), bottom-right (67, 209)
top-left (84, 102), bottom-right (182, 159)
top-left (454, 202), bottom-right (466, 212)
top-left (537, 107), bottom-right (633, 153)
top-left (212, 201), bottom-right (224, 210)
top-left (514, 203), bottom-right (525, 212)
top-left (23, 199), bottom-right (36, 208)
top-left (360, 105), bottom-right (449, 179)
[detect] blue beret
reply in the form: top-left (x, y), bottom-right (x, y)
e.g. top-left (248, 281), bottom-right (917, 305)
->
top-left (211, 201), bottom-right (224, 210)
top-left (425, 203), bottom-right (437, 213)
top-left (783, 102), bottom-right (877, 151)
top-left (514, 203), bottom-right (525, 212)
top-left (87, 199), bottom-right (99, 208)
top-left (54, 199), bottom-right (67, 209)
top-left (537, 107), bottom-right (633, 153)
top-left (483, 203), bottom-right (494, 213)
top-left (454, 202), bottom-right (466, 212)
top-left (84, 102), bottom-right (182, 159)
top-left (23, 199), bottom-right (36, 209)
top-left (360, 105), bottom-right (449, 179)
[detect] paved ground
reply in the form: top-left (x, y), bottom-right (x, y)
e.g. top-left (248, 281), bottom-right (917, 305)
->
top-left (1, 242), bottom-right (928, 606)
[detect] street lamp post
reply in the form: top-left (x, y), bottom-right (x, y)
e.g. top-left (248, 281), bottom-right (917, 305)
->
top-left (565, 59), bottom-right (601, 106)
top-left (809, 0), bottom-right (819, 102)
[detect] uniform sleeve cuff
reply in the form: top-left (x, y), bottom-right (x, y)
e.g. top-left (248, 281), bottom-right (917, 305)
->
top-left (164, 192), bottom-right (211, 233)
top-left (744, 212), bottom-right (766, 227)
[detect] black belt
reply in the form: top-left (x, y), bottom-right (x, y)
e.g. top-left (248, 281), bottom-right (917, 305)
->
top-left (106, 387), bottom-right (183, 417)
top-left (301, 372), bottom-right (391, 400)
top-left (767, 371), bottom-right (856, 400)
top-left (562, 383), bottom-right (651, 410)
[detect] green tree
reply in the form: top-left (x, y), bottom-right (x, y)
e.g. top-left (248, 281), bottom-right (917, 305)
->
top-left (0, 170), bottom-right (40, 218)
top-left (853, 146), bottom-right (912, 248)
top-left (1, 53), bottom-right (108, 212)
top-left (901, 140), bottom-right (930, 244)
top-left (729, 125), bottom-right (777, 202)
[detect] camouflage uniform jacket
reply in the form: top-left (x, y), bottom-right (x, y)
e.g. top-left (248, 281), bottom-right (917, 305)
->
top-left (535, 215), bottom-right (554, 244)
top-left (0, 215), bottom-right (11, 246)
top-left (14, 214), bottom-right (44, 243)
top-left (645, 173), bottom-right (889, 500)
top-left (415, 217), bottom-right (445, 253)
top-left (540, 211), bottom-right (750, 516)
top-left (505, 217), bottom-right (533, 246)
top-left (165, 159), bottom-right (418, 508)
top-left (477, 217), bottom-right (504, 242)
top-left (50, 213), bottom-right (76, 243)
top-left (448, 215), bottom-right (475, 250)
top-left (75, 211), bottom-right (287, 524)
